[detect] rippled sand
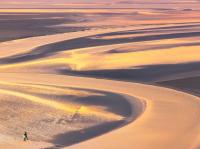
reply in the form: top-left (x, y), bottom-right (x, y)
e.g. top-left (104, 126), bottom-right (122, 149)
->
top-left (0, 8), bottom-right (200, 149)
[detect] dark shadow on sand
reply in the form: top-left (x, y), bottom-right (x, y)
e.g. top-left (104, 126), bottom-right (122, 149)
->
top-left (158, 76), bottom-right (200, 96)
top-left (59, 62), bottom-right (200, 83)
top-left (96, 24), bottom-right (200, 37)
top-left (105, 42), bottom-right (200, 54)
top-left (54, 93), bottom-right (132, 118)
top-left (1, 31), bottom-right (200, 64)
top-left (47, 120), bottom-right (124, 149)
top-left (0, 13), bottom-right (87, 42)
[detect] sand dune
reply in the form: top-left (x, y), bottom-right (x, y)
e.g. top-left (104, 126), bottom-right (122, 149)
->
top-left (0, 73), bottom-right (200, 149)
top-left (0, 9), bottom-right (200, 149)
top-left (0, 78), bottom-right (132, 147)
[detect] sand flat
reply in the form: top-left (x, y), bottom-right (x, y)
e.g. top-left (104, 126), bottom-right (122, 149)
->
top-left (0, 8), bottom-right (200, 149)
top-left (0, 73), bottom-right (200, 149)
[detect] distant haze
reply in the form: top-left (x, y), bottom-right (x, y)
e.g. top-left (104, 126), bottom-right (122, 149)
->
top-left (0, 0), bottom-right (200, 9)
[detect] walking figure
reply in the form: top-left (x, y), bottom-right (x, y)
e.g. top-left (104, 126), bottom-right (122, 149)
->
top-left (23, 131), bottom-right (28, 141)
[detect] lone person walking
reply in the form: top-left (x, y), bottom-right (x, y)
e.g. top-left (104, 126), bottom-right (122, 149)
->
top-left (23, 131), bottom-right (28, 141)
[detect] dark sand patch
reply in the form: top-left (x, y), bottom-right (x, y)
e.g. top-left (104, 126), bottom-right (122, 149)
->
top-left (24, 87), bottom-right (133, 118)
top-left (105, 42), bottom-right (200, 54)
top-left (0, 13), bottom-right (87, 42)
top-left (96, 23), bottom-right (200, 37)
top-left (49, 120), bottom-right (124, 148)
top-left (157, 76), bottom-right (200, 96)
top-left (59, 62), bottom-right (200, 82)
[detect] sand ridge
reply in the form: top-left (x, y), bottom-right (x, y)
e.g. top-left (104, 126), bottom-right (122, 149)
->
top-left (0, 9), bottom-right (200, 149)
top-left (0, 73), bottom-right (200, 149)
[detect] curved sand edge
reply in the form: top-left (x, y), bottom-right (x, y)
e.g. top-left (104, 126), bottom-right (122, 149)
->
top-left (0, 73), bottom-right (145, 149)
top-left (0, 73), bottom-right (200, 149)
